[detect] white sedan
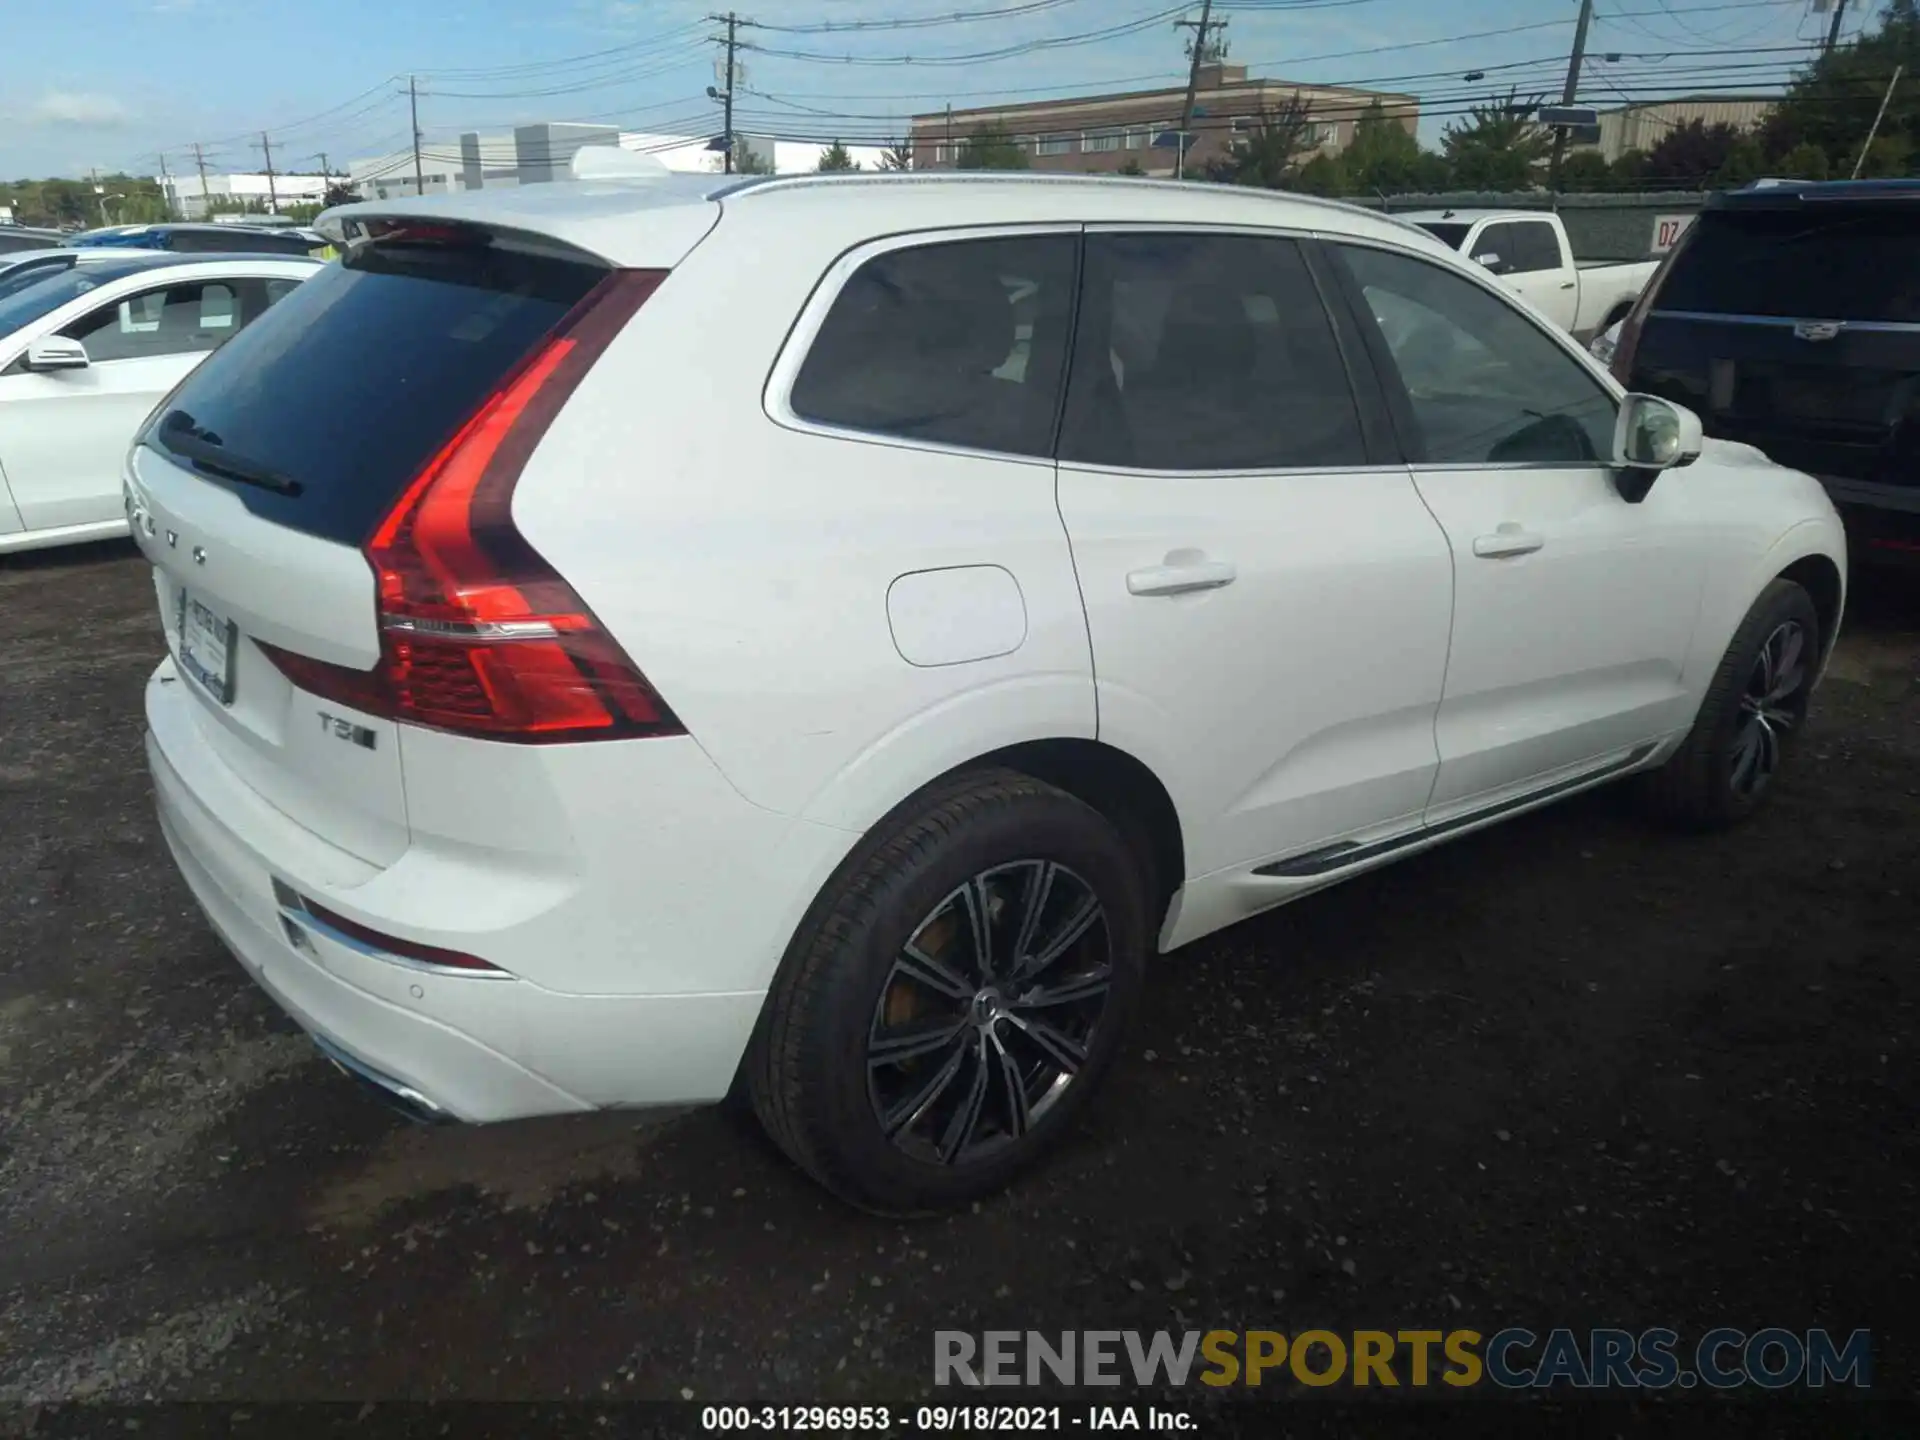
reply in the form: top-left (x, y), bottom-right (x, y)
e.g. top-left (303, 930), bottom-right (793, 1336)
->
top-left (0, 252), bottom-right (318, 555)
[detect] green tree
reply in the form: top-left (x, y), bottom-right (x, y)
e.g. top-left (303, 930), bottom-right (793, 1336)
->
top-left (1409, 150), bottom-right (1453, 191)
top-left (1558, 148), bottom-right (1613, 192)
top-left (878, 140), bottom-right (914, 171)
top-left (1208, 95), bottom-right (1317, 189)
top-left (816, 141), bottom-right (859, 173)
top-left (1441, 100), bottom-right (1551, 189)
top-left (323, 181), bottom-right (360, 207)
top-left (1715, 133), bottom-right (1767, 188)
top-left (1762, 0), bottom-right (1920, 173)
top-left (1610, 148), bottom-right (1650, 189)
top-left (1777, 141), bottom-right (1831, 179)
top-left (1643, 119), bottom-right (1743, 186)
top-left (1116, 157), bottom-right (1145, 176)
top-left (957, 124), bottom-right (1031, 170)
top-left (1342, 101), bottom-right (1423, 193)
top-left (1292, 153), bottom-right (1348, 196)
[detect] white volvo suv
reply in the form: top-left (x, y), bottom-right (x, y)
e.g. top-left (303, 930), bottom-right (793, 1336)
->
top-left (132, 170), bottom-right (1846, 1213)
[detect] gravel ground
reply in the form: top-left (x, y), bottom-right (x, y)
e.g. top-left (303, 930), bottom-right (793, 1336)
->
top-left (1, 538), bottom-right (1915, 1416)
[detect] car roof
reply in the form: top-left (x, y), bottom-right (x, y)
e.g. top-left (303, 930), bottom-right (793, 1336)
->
top-left (325, 170), bottom-right (1447, 267)
top-left (1709, 177), bottom-right (1920, 209)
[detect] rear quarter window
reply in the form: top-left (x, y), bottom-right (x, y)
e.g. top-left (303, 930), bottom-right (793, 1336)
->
top-left (787, 233), bottom-right (1077, 459)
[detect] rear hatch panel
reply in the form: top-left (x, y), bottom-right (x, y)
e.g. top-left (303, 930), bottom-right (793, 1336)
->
top-left (130, 206), bottom-right (714, 870)
top-left (1631, 201), bottom-right (1920, 494)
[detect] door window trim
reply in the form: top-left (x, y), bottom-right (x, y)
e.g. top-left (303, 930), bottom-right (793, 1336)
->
top-left (764, 222), bottom-right (1086, 469)
top-left (1317, 234), bottom-right (1624, 470)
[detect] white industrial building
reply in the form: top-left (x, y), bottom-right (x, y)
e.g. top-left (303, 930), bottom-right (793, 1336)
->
top-left (346, 124), bottom-right (893, 199)
top-left (155, 171), bottom-right (330, 220)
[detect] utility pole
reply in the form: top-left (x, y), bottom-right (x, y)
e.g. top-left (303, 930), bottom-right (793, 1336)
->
top-left (1547, 0), bottom-right (1595, 192)
top-left (260, 132), bottom-right (279, 214)
top-left (157, 153), bottom-right (175, 221)
top-left (192, 142), bottom-right (211, 219)
top-left (410, 75), bottom-right (425, 194)
top-left (721, 14), bottom-right (740, 174)
top-left (1825, 0), bottom-right (1849, 54)
top-left (1173, 0), bottom-right (1225, 180)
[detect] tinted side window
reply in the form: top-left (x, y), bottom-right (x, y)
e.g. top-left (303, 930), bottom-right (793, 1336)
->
top-left (1512, 222), bottom-right (1562, 273)
top-left (1474, 223), bottom-right (1519, 274)
top-left (1058, 232), bottom-right (1367, 471)
top-left (789, 234), bottom-right (1075, 459)
top-left (62, 281), bottom-right (240, 362)
top-left (1340, 244), bottom-right (1616, 465)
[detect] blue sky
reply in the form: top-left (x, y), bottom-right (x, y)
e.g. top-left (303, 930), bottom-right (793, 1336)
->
top-left (0, 0), bottom-right (1864, 180)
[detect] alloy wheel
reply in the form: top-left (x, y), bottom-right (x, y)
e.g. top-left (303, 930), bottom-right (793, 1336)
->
top-left (1731, 619), bottom-right (1809, 798)
top-left (865, 860), bottom-right (1113, 1166)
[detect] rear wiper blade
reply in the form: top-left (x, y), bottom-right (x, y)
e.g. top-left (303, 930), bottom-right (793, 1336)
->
top-left (155, 409), bottom-right (303, 497)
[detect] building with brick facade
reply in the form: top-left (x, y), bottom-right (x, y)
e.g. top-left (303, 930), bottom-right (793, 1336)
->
top-left (909, 64), bottom-right (1418, 177)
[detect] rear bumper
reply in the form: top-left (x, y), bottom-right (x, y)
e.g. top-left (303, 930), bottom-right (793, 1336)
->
top-left (146, 658), bottom-right (804, 1123)
top-left (1829, 489), bottom-right (1920, 566)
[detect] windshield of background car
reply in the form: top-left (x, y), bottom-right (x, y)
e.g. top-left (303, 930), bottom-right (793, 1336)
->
top-left (0, 257), bottom-right (76, 304)
top-left (1655, 207), bottom-right (1920, 322)
top-left (0, 262), bottom-right (156, 339)
top-left (1415, 222), bottom-right (1472, 250)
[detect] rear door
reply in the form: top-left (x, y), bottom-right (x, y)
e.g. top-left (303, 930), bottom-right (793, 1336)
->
top-left (1629, 203), bottom-right (1920, 514)
top-left (126, 226), bottom-right (641, 866)
top-left (1055, 229), bottom-right (1454, 885)
top-left (0, 274), bottom-right (291, 532)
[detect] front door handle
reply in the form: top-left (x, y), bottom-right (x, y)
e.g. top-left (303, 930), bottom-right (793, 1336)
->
top-left (1126, 556), bottom-right (1237, 596)
top-left (1472, 524), bottom-right (1545, 559)
top-left (1558, 279), bottom-right (1576, 290)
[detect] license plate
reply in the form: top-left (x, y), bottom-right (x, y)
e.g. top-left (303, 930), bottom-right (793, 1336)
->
top-left (177, 590), bottom-right (237, 705)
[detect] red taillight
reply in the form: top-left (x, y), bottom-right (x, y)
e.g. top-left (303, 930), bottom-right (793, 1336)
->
top-left (262, 268), bottom-right (683, 743)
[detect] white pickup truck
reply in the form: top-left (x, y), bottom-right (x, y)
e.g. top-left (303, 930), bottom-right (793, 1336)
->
top-left (1398, 209), bottom-right (1660, 342)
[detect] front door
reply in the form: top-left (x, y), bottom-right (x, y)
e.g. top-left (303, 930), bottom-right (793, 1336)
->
top-left (1055, 231), bottom-right (1455, 900)
top-left (1331, 242), bottom-right (1706, 819)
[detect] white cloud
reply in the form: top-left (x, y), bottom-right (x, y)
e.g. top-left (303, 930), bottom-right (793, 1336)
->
top-left (24, 91), bottom-right (133, 127)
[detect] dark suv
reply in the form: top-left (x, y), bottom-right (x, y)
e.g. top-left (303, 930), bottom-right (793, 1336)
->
top-left (1615, 178), bottom-right (1920, 566)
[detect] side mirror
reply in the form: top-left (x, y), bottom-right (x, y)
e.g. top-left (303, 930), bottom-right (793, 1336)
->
top-left (1612, 394), bottom-right (1703, 501)
top-left (24, 335), bottom-right (90, 372)
top-left (1473, 251), bottom-right (1504, 270)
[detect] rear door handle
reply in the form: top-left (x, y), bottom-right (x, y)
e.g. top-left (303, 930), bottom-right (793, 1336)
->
top-left (1472, 525), bottom-right (1545, 559)
top-left (1558, 280), bottom-right (1576, 290)
top-left (1126, 558), bottom-right (1237, 596)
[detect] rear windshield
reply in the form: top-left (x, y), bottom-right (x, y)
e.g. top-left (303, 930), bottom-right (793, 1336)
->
top-left (1655, 207), bottom-right (1920, 322)
top-left (1415, 222), bottom-right (1471, 250)
top-left (146, 235), bottom-right (606, 545)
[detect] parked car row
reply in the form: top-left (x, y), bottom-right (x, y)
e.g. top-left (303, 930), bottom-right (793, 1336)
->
top-left (117, 167), bottom-right (1844, 1213)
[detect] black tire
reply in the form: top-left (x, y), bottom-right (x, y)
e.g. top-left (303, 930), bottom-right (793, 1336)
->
top-left (747, 768), bottom-right (1148, 1215)
top-left (1641, 579), bottom-right (1821, 830)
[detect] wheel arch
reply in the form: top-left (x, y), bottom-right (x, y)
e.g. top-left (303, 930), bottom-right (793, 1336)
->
top-left (1775, 550), bottom-right (1845, 668)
